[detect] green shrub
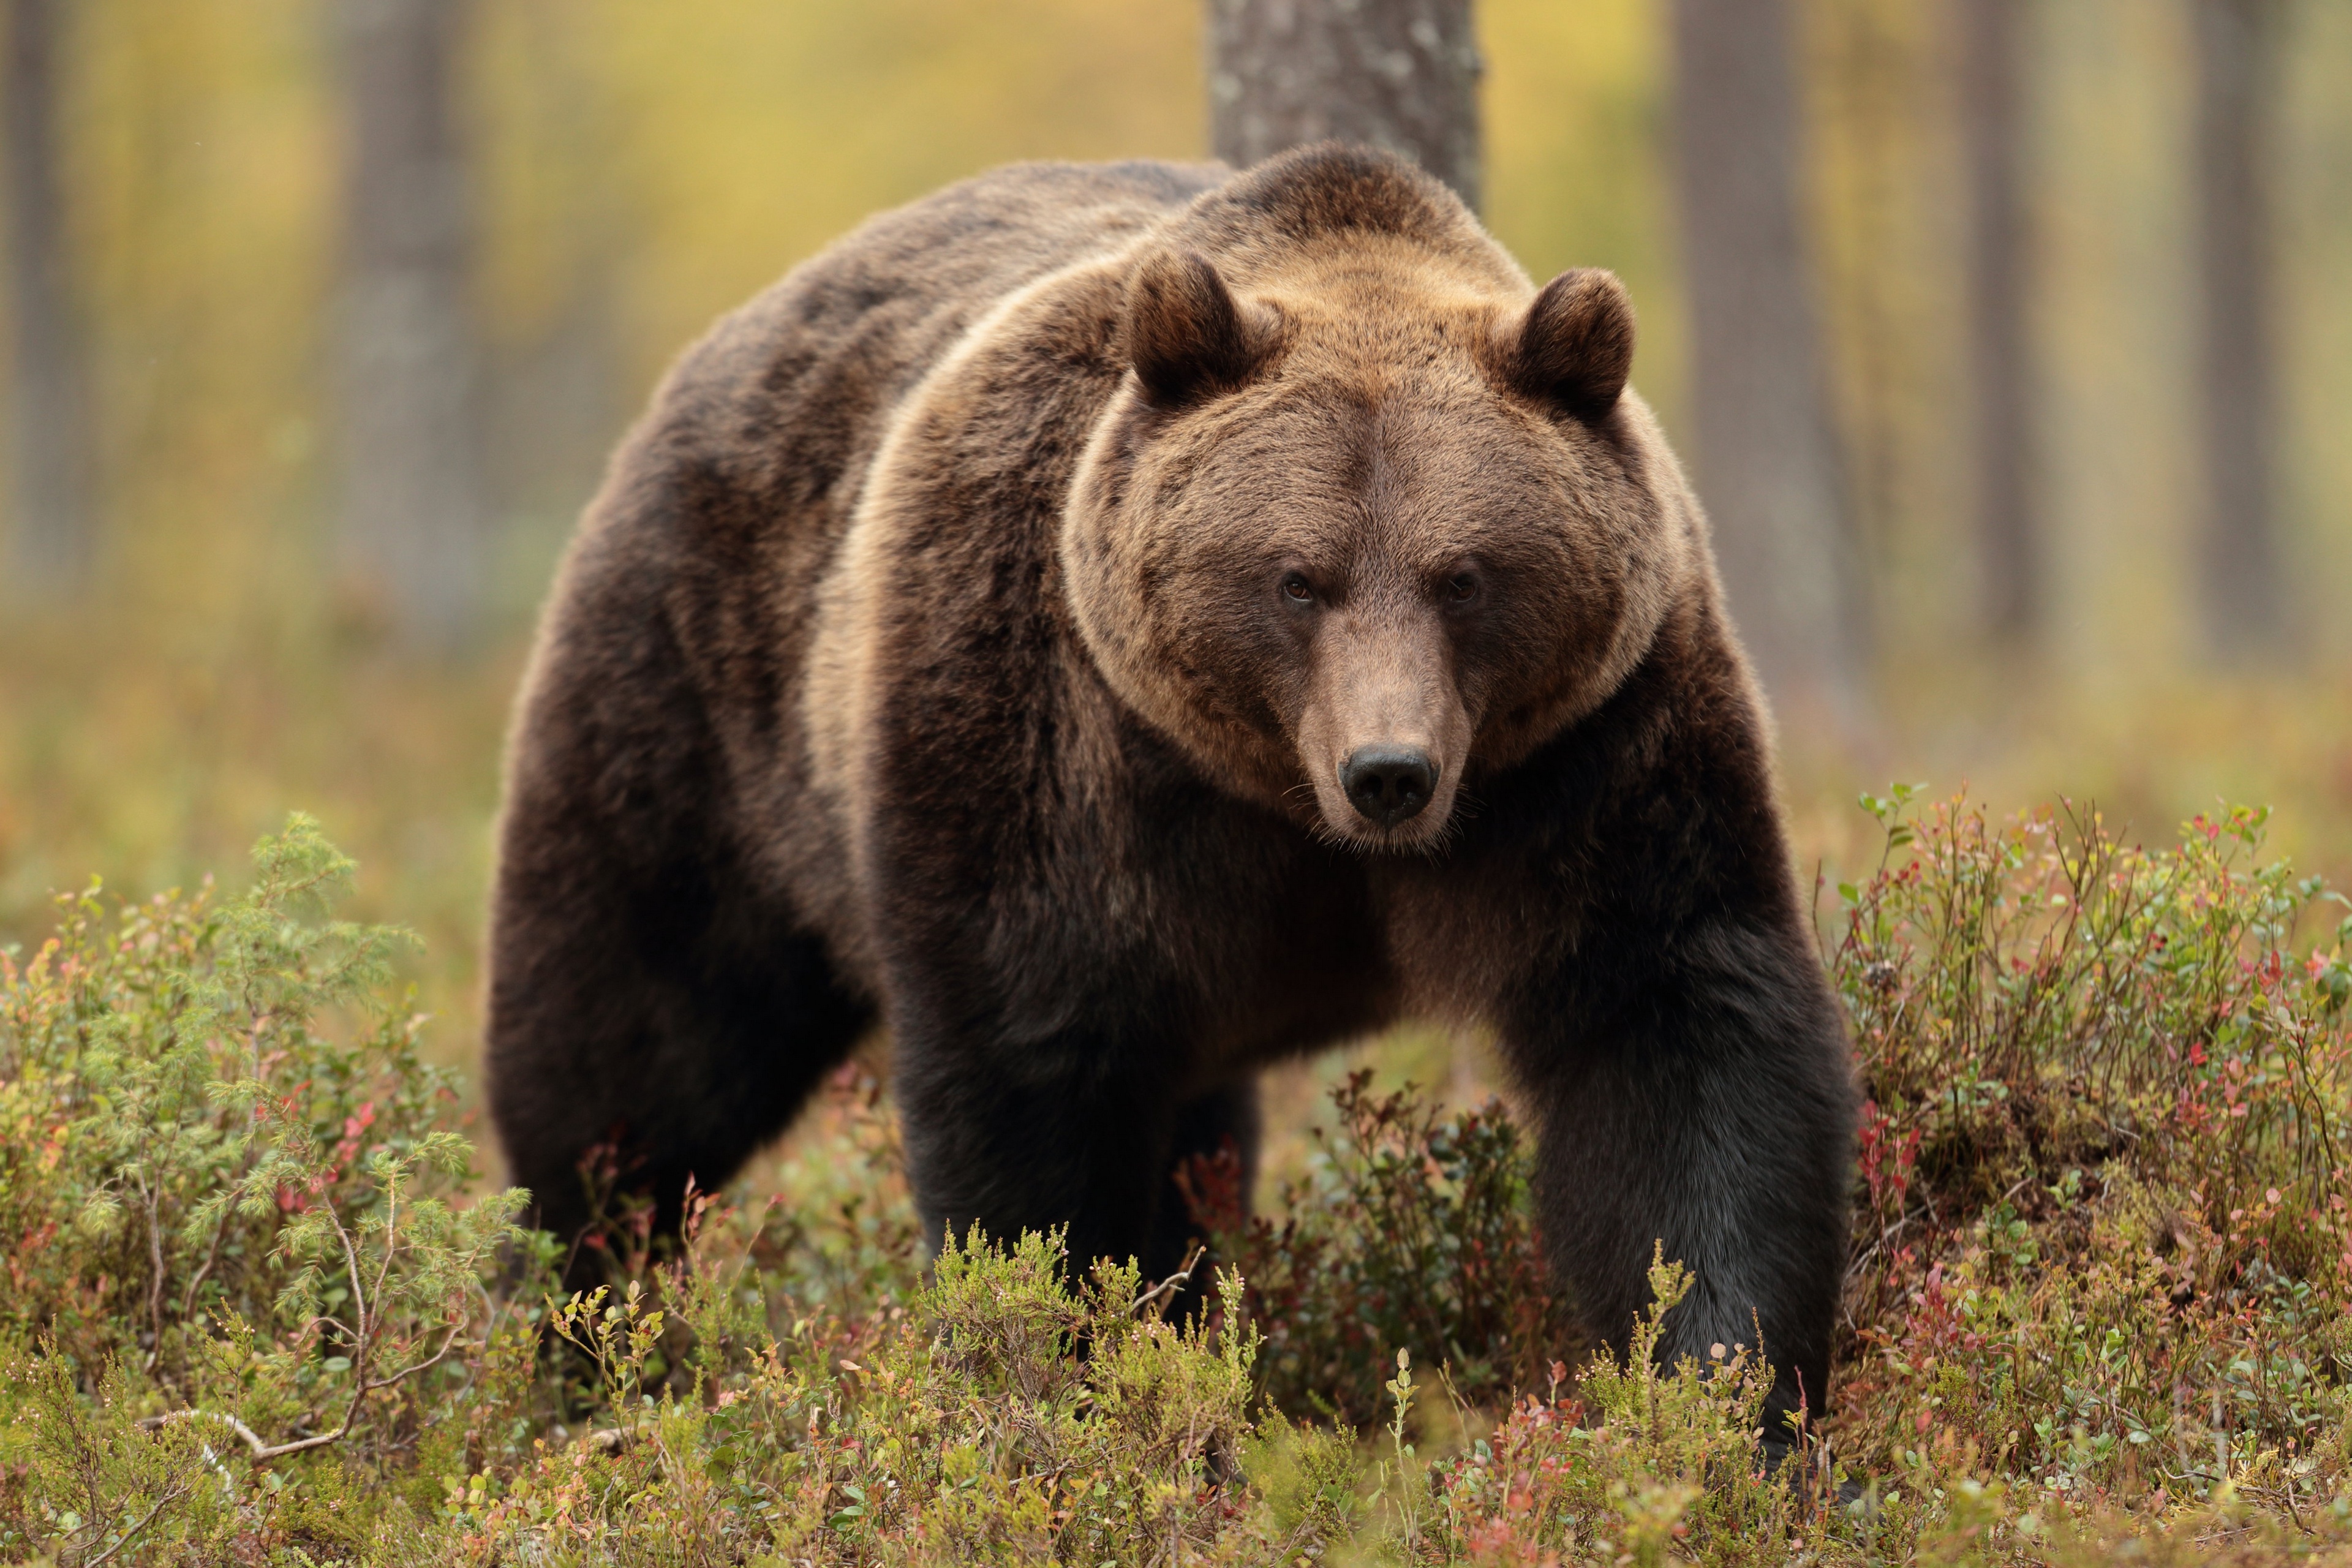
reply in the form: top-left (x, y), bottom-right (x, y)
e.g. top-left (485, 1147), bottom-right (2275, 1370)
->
top-left (0, 815), bottom-right (526, 1562)
top-left (0, 816), bottom-right (520, 1393)
top-left (383, 1223), bottom-right (1312, 1566)
top-left (1831, 790), bottom-right (2352, 1518)
top-left (1183, 1069), bottom-right (1579, 1429)
top-left (0, 821), bottom-right (1322, 1564)
top-left (1412, 1251), bottom-right (1843, 1566)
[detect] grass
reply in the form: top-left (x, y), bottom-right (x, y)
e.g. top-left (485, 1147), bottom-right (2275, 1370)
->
top-left (2, 780), bottom-right (2351, 1563)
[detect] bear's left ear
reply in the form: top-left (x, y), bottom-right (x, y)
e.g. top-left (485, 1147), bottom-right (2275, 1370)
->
top-left (1123, 250), bottom-right (1276, 407)
top-left (1509, 268), bottom-right (1635, 423)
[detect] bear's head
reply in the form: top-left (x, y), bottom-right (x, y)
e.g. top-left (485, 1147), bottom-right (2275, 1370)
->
top-left (1063, 146), bottom-right (1697, 853)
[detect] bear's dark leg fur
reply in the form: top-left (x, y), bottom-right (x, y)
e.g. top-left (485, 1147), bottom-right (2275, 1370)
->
top-left (1502, 916), bottom-right (1852, 1459)
top-left (1464, 619), bottom-right (1856, 1461)
top-left (895, 1043), bottom-right (1163, 1284)
top-left (487, 587), bottom-right (875, 1276)
top-left (489, 851), bottom-right (872, 1279)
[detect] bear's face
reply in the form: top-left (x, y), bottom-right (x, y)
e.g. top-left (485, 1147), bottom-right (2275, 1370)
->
top-left (1065, 249), bottom-right (1691, 853)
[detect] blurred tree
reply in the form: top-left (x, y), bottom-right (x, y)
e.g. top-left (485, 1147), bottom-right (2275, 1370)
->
top-left (336, 0), bottom-right (484, 651)
top-left (1207, 0), bottom-right (1482, 210)
top-left (2193, 0), bottom-right (2285, 660)
top-left (4, 0), bottom-right (96, 596)
top-left (1808, 0), bottom-right (1962, 663)
top-left (1959, 0), bottom-right (2037, 643)
top-left (475, 0), bottom-right (628, 614)
top-left (1671, 0), bottom-right (1863, 717)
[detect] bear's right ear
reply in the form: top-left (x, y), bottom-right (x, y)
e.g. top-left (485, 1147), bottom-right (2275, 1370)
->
top-left (1509, 268), bottom-right (1635, 423)
top-left (1123, 250), bottom-right (1273, 407)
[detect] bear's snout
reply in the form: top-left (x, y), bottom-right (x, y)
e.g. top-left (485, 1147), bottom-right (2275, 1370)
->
top-left (1340, 745), bottom-right (1436, 827)
top-left (1294, 608), bottom-right (1469, 850)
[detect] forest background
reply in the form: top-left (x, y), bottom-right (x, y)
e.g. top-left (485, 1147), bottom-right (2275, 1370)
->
top-left (4, 0), bottom-right (2352, 1122)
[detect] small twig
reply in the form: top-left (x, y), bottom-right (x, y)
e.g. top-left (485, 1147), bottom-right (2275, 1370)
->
top-left (140, 1176), bottom-right (469, 1465)
top-left (140, 1177), bottom-right (168, 1376)
top-left (301, 1313), bottom-right (360, 1346)
top-left (1129, 1245), bottom-right (1208, 1317)
top-left (2214, 1385), bottom-right (2230, 1486)
top-left (331, 1210), bottom-right (369, 1363)
top-left (376, 1317), bottom-right (469, 1390)
top-left (369, 1182), bottom-right (401, 1351)
top-left (150, 1396), bottom-right (355, 1464)
top-left (2174, 1378), bottom-right (2196, 1488)
top-left (1435, 1361), bottom-right (1476, 1452)
top-left (1843, 1202), bottom-right (1926, 1283)
top-left (84, 1478), bottom-right (192, 1568)
top-left (141, 1408), bottom-right (272, 1457)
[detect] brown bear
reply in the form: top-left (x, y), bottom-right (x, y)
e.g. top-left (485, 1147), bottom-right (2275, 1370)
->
top-left (485, 144), bottom-right (1855, 1450)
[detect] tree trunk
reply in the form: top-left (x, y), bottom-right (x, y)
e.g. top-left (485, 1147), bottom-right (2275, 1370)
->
top-left (1207, 0), bottom-right (1482, 211)
top-left (4, 0), bottom-right (96, 596)
top-left (1959, 0), bottom-right (2036, 644)
top-left (2193, 0), bottom-right (2283, 661)
top-left (336, 0), bottom-right (483, 651)
top-left (1671, 0), bottom-right (1863, 718)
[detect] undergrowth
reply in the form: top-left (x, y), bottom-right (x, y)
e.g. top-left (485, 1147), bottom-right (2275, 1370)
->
top-left (2, 793), bottom-right (2350, 1564)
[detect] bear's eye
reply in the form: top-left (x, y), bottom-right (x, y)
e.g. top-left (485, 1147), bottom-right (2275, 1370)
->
top-left (1281, 573), bottom-right (1315, 604)
top-left (1448, 573), bottom-right (1479, 602)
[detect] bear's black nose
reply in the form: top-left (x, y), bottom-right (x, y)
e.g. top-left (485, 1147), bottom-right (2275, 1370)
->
top-left (1340, 747), bottom-right (1437, 827)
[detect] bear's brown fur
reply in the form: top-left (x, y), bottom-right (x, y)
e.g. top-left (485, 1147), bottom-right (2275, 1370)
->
top-left (486, 146), bottom-right (1853, 1447)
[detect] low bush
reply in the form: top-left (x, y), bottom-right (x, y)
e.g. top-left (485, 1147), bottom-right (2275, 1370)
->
top-left (1180, 1068), bottom-right (1580, 1428)
top-left (1825, 788), bottom-right (2352, 1540)
top-left (2, 793), bottom-right (2350, 1564)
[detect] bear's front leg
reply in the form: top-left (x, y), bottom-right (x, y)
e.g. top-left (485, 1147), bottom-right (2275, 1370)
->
top-left (1502, 910), bottom-right (1855, 1460)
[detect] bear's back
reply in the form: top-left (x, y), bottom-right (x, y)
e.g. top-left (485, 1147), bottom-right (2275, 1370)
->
top-left (510, 160), bottom-right (1229, 1008)
top-left (560, 158), bottom-right (1223, 632)
top-left (654, 159), bottom-right (1224, 528)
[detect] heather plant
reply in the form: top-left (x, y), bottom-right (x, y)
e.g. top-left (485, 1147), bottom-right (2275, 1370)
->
top-left (1406, 1252), bottom-right (1848, 1566)
top-left (390, 1224), bottom-right (1310, 1566)
top-left (0, 822), bottom-right (1327, 1564)
top-left (0, 816), bottom-right (527, 1561)
top-left (0, 815), bottom-right (525, 1423)
top-left (1183, 1068), bottom-right (1580, 1428)
top-left (1830, 789), bottom-right (2352, 1520)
